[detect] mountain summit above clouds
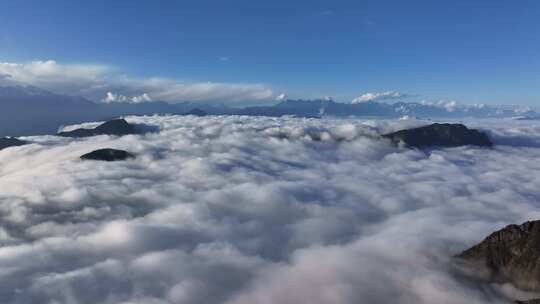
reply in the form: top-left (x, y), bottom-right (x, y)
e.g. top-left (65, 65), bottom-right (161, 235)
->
top-left (383, 123), bottom-right (493, 148)
top-left (0, 137), bottom-right (28, 150)
top-left (57, 119), bottom-right (137, 138)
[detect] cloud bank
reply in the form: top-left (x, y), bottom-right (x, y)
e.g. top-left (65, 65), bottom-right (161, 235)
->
top-left (1, 116), bottom-right (540, 303)
top-left (352, 91), bottom-right (412, 103)
top-left (0, 60), bottom-right (274, 106)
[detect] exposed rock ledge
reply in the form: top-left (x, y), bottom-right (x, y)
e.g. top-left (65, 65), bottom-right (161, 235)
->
top-left (383, 123), bottom-right (493, 148)
top-left (80, 148), bottom-right (135, 161)
top-left (0, 137), bottom-right (28, 150)
top-left (58, 119), bottom-right (136, 138)
top-left (456, 220), bottom-right (540, 303)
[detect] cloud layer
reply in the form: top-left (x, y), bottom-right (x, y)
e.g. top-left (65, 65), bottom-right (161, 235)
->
top-left (1, 116), bottom-right (540, 303)
top-left (0, 60), bottom-right (274, 105)
top-left (352, 91), bottom-right (412, 103)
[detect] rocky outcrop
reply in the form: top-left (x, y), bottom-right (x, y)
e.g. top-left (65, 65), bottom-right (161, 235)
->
top-left (0, 137), bottom-right (28, 150)
top-left (383, 123), bottom-right (493, 148)
top-left (457, 220), bottom-right (540, 292)
top-left (58, 119), bottom-right (136, 138)
top-left (516, 299), bottom-right (540, 304)
top-left (80, 149), bottom-right (135, 161)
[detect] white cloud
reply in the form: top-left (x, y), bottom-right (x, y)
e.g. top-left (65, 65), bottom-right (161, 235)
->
top-left (0, 60), bottom-right (108, 94)
top-left (128, 78), bottom-right (273, 104)
top-left (323, 96), bottom-right (334, 101)
top-left (131, 93), bottom-right (152, 103)
top-left (416, 100), bottom-right (514, 113)
top-left (0, 60), bottom-right (274, 106)
top-left (276, 93), bottom-right (288, 101)
top-left (352, 91), bottom-right (411, 104)
top-left (103, 92), bottom-right (152, 104)
top-left (0, 116), bottom-right (539, 303)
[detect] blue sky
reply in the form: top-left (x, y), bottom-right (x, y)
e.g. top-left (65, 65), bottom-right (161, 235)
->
top-left (0, 0), bottom-right (539, 105)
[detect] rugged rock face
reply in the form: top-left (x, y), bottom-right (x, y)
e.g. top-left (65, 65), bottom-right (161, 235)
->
top-left (516, 299), bottom-right (540, 304)
top-left (383, 123), bottom-right (493, 148)
top-left (80, 149), bottom-right (135, 161)
top-left (0, 137), bottom-right (28, 150)
top-left (457, 220), bottom-right (540, 291)
top-left (58, 119), bottom-right (136, 138)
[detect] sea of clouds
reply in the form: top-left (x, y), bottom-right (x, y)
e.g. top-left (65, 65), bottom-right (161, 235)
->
top-left (1, 115), bottom-right (540, 303)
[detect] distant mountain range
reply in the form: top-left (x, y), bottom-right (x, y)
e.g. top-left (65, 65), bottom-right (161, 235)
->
top-left (238, 98), bottom-right (537, 119)
top-left (0, 85), bottom-right (537, 136)
top-left (0, 85), bottom-right (229, 136)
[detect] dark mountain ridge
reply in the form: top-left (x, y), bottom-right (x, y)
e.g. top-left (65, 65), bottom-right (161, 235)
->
top-left (57, 119), bottom-right (137, 138)
top-left (0, 137), bottom-right (28, 150)
top-left (0, 86), bottom-right (229, 136)
top-left (80, 148), bottom-right (135, 161)
top-left (236, 99), bottom-right (396, 117)
top-left (383, 123), bottom-right (493, 148)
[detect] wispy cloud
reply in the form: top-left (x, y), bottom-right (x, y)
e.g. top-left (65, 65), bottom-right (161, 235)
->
top-left (316, 10), bottom-right (335, 17)
top-left (351, 91), bottom-right (414, 104)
